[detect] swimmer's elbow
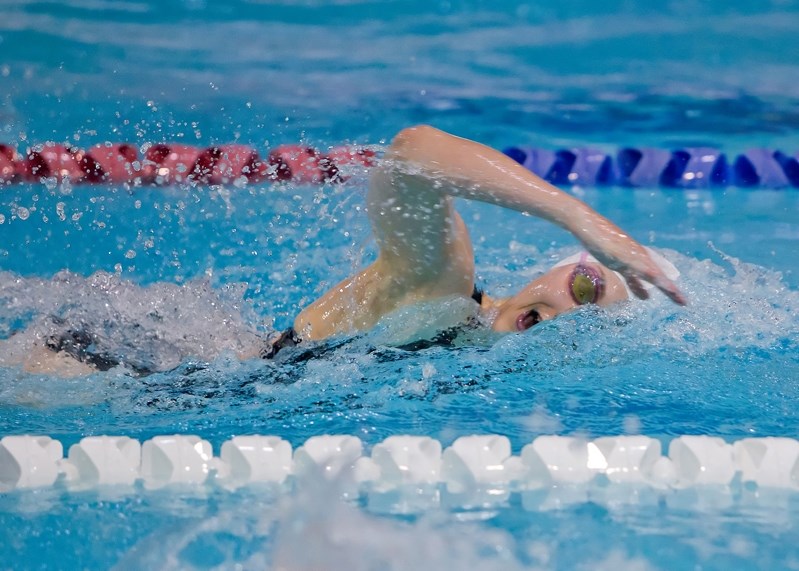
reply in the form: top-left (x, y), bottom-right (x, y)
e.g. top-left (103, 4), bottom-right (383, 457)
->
top-left (389, 125), bottom-right (442, 159)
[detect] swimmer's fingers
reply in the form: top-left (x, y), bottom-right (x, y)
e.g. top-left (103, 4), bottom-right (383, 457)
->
top-left (651, 273), bottom-right (687, 306)
top-left (636, 262), bottom-right (688, 306)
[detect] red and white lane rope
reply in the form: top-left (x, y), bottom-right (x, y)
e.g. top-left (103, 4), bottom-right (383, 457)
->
top-left (0, 142), bottom-right (377, 186)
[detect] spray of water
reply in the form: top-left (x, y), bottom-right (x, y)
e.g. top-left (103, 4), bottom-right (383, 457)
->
top-left (0, 270), bottom-right (267, 376)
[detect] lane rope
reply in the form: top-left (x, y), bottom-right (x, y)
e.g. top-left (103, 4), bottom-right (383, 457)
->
top-left (0, 142), bottom-right (797, 188)
top-left (504, 145), bottom-right (799, 189)
top-left (1, 433), bottom-right (797, 494)
top-left (0, 142), bottom-right (377, 187)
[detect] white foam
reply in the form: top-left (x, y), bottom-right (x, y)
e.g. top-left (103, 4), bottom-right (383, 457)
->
top-left (0, 270), bottom-right (266, 376)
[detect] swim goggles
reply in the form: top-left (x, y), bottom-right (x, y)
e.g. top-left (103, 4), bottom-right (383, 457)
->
top-left (568, 254), bottom-right (604, 305)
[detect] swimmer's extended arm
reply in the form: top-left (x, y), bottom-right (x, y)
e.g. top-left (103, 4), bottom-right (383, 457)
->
top-left (374, 125), bottom-right (686, 305)
top-left (295, 125), bottom-right (685, 341)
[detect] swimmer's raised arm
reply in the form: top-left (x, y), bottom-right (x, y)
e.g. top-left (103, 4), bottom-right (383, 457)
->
top-left (294, 125), bottom-right (685, 341)
top-left (374, 125), bottom-right (686, 305)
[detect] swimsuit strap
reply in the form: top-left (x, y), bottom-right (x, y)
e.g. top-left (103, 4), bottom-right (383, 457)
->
top-left (471, 285), bottom-right (484, 305)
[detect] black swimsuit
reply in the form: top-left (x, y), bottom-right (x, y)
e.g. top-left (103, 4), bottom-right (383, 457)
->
top-left (44, 320), bottom-right (152, 377)
top-left (262, 286), bottom-right (484, 359)
top-left (43, 286), bottom-right (484, 372)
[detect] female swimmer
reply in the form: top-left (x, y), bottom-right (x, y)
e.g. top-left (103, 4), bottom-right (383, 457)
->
top-left (267, 125), bottom-right (685, 356)
top-left (1, 125), bottom-right (685, 375)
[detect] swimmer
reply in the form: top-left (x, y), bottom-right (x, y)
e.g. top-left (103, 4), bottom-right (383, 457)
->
top-left (268, 125), bottom-right (685, 356)
top-left (1, 125), bottom-right (685, 375)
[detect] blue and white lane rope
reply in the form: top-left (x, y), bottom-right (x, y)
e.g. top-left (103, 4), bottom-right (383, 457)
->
top-left (502, 146), bottom-right (799, 189)
top-left (1, 434), bottom-right (797, 494)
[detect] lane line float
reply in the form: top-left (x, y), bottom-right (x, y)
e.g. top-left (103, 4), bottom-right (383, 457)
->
top-left (0, 141), bottom-right (797, 188)
top-left (1, 433), bottom-right (797, 496)
top-left (0, 142), bottom-right (376, 187)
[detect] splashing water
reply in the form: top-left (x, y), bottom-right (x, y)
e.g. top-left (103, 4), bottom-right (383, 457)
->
top-left (0, 247), bottom-right (796, 444)
top-left (0, 270), bottom-right (267, 376)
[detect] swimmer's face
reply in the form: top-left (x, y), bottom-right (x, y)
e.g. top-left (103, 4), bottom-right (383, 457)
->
top-left (490, 262), bottom-right (629, 333)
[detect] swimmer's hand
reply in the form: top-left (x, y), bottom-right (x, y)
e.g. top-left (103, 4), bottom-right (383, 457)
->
top-left (578, 223), bottom-right (687, 305)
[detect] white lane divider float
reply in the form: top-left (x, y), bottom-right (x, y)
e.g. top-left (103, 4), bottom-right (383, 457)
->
top-left (218, 435), bottom-right (292, 488)
top-left (1, 434), bottom-right (798, 496)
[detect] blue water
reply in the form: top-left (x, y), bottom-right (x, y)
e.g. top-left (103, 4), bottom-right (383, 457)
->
top-left (2, 0), bottom-right (799, 569)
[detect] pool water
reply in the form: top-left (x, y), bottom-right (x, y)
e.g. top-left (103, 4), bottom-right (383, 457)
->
top-left (2, 0), bottom-right (799, 569)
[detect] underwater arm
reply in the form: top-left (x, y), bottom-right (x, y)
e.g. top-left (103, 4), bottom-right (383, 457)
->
top-left (379, 125), bottom-right (686, 305)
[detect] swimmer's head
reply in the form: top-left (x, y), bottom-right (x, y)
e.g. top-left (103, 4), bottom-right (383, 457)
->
top-left (485, 249), bottom-right (678, 333)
